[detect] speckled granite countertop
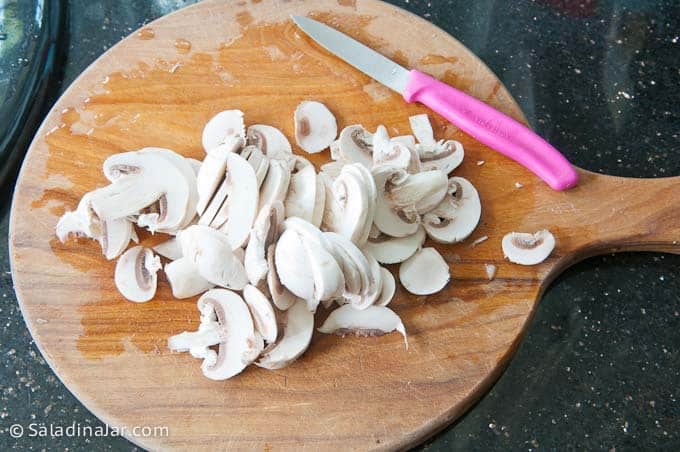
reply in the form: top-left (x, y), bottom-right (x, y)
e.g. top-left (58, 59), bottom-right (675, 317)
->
top-left (1, 0), bottom-right (679, 450)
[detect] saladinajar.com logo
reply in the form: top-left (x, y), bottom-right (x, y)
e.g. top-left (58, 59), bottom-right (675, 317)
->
top-left (8, 422), bottom-right (169, 439)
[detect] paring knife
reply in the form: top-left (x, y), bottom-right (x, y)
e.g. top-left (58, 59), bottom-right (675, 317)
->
top-left (291, 15), bottom-right (579, 191)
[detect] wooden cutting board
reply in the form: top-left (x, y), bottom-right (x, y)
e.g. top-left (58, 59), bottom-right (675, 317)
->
top-left (9, 0), bottom-right (680, 450)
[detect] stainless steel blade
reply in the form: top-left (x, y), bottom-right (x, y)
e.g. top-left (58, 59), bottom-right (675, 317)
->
top-left (291, 15), bottom-right (410, 94)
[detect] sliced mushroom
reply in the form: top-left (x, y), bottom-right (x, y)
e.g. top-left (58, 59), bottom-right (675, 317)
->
top-left (422, 177), bottom-right (481, 243)
top-left (114, 246), bottom-right (161, 302)
top-left (165, 257), bottom-right (214, 298)
top-left (202, 109), bottom-right (245, 153)
top-left (198, 175), bottom-right (229, 227)
top-left (243, 285), bottom-right (278, 344)
top-left (266, 243), bottom-right (296, 310)
top-left (258, 159), bottom-right (292, 213)
top-left (152, 237), bottom-right (183, 260)
top-left (372, 165), bottom-right (420, 237)
top-left (301, 235), bottom-right (345, 312)
top-left (372, 125), bottom-right (415, 170)
top-left (196, 136), bottom-right (243, 215)
top-left (351, 253), bottom-right (383, 310)
top-left (336, 124), bottom-right (373, 168)
top-left (310, 173), bottom-right (326, 228)
top-left (187, 158), bottom-right (202, 176)
top-left (502, 230), bottom-right (555, 265)
top-left (410, 113), bottom-right (463, 174)
top-left (284, 156), bottom-right (317, 223)
top-left (322, 163), bottom-right (371, 246)
top-left (294, 100), bottom-right (338, 154)
top-left (100, 218), bottom-right (135, 260)
top-left (244, 201), bottom-right (284, 286)
top-left (246, 124), bottom-right (292, 161)
top-left (274, 228), bottom-right (315, 300)
top-left (95, 148), bottom-right (197, 233)
top-left (385, 169), bottom-right (448, 215)
top-left (364, 226), bottom-right (426, 264)
top-left (399, 247), bottom-right (450, 295)
top-left (215, 152), bottom-right (259, 249)
top-left (320, 160), bottom-right (344, 180)
top-left (168, 289), bottom-right (264, 380)
top-left (376, 268), bottom-right (396, 307)
top-left (256, 298), bottom-right (314, 370)
top-left (179, 225), bottom-right (247, 290)
top-left (324, 232), bottom-right (373, 305)
top-left (240, 144), bottom-right (270, 189)
top-left (318, 304), bottom-right (407, 348)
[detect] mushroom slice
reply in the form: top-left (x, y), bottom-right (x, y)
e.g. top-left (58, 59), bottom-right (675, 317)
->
top-left (502, 230), bottom-right (555, 265)
top-left (284, 157), bottom-right (317, 223)
top-left (294, 100), bottom-right (338, 154)
top-left (310, 173), bottom-right (326, 228)
top-left (318, 304), bottom-right (407, 348)
top-left (372, 166), bottom-right (420, 237)
top-left (196, 136), bottom-right (243, 215)
top-left (274, 228), bottom-right (315, 300)
top-left (351, 253), bottom-right (383, 310)
top-left (322, 163), bottom-right (370, 245)
top-left (320, 160), bottom-right (344, 180)
top-left (329, 139), bottom-right (342, 161)
top-left (240, 144), bottom-right (270, 189)
top-left (258, 159), bottom-right (292, 213)
top-left (215, 152), bottom-right (259, 249)
top-left (114, 246), bottom-right (161, 302)
top-left (165, 257), bottom-right (214, 299)
top-left (337, 124), bottom-right (373, 168)
top-left (422, 177), bottom-right (481, 244)
top-left (152, 237), bottom-right (183, 260)
top-left (202, 109), bottom-right (245, 153)
top-left (266, 243), bottom-right (296, 310)
top-left (187, 158), bottom-right (202, 176)
top-left (179, 225), bottom-right (247, 290)
top-left (385, 169), bottom-right (448, 215)
top-left (399, 247), bottom-right (450, 295)
top-left (100, 218), bottom-right (135, 260)
top-left (409, 113), bottom-right (436, 146)
top-left (301, 236), bottom-right (345, 312)
top-left (364, 226), bottom-right (426, 264)
top-left (419, 140), bottom-right (464, 175)
top-left (243, 285), bottom-right (278, 344)
top-left (169, 289), bottom-right (264, 380)
top-left (372, 125), bottom-right (415, 170)
top-left (391, 135), bottom-right (416, 149)
top-left (256, 298), bottom-right (314, 370)
top-left (96, 148), bottom-right (196, 233)
top-left (198, 176), bottom-right (229, 227)
top-left (376, 268), bottom-right (396, 307)
top-left (324, 232), bottom-right (373, 303)
top-left (246, 124), bottom-right (292, 161)
top-left (245, 201), bottom-right (284, 286)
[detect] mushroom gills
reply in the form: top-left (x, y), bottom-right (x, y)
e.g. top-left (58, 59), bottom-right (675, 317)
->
top-left (423, 176), bottom-right (481, 244)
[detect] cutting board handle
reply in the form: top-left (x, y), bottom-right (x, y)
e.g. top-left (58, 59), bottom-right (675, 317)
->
top-left (559, 171), bottom-right (680, 258)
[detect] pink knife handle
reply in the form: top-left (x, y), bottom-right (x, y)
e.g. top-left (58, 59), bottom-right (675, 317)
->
top-left (403, 70), bottom-right (579, 190)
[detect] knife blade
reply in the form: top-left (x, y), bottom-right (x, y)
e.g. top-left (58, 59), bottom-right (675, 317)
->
top-left (291, 15), bottom-right (579, 191)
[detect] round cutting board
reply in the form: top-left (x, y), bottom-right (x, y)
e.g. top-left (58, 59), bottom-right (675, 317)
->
top-left (10, 0), bottom-right (680, 450)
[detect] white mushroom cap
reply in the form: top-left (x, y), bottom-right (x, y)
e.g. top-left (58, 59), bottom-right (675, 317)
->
top-left (114, 246), bottom-right (161, 302)
top-left (399, 247), bottom-right (450, 295)
top-left (179, 225), bottom-right (247, 290)
top-left (318, 304), bottom-right (407, 348)
top-left (246, 124), bottom-right (292, 161)
top-left (294, 100), bottom-right (338, 154)
top-left (284, 156), bottom-right (318, 223)
top-left (202, 109), bottom-right (245, 153)
top-left (196, 136), bottom-right (243, 215)
top-left (256, 298), bottom-right (314, 370)
top-left (274, 228), bottom-right (315, 300)
top-left (502, 230), bottom-right (555, 265)
top-left (422, 177), bottom-right (481, 244)
top-left (376, 268), bottom-right (396, 307)
top-left (243, 284), bottom-right (278, 344)
top-left (337, 124), bottom-right (373, 168)
top-left (266, 243), bottom-right (297, 310)
top-left (152, 237), bottom-right (183, 260)
top-left (245, 201), bottom-right (284, 286)
top-left (165, 257), bottom-right (215, 299)
top-left (364, 226), bottom-right (426, 264)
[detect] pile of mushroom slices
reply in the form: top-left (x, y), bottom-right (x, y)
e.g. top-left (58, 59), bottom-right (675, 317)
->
top-left (54, 100), bottom-right (491, 380)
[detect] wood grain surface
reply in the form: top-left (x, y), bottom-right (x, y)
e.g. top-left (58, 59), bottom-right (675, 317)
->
top-left (9, 0), bottom-right (680, 450)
